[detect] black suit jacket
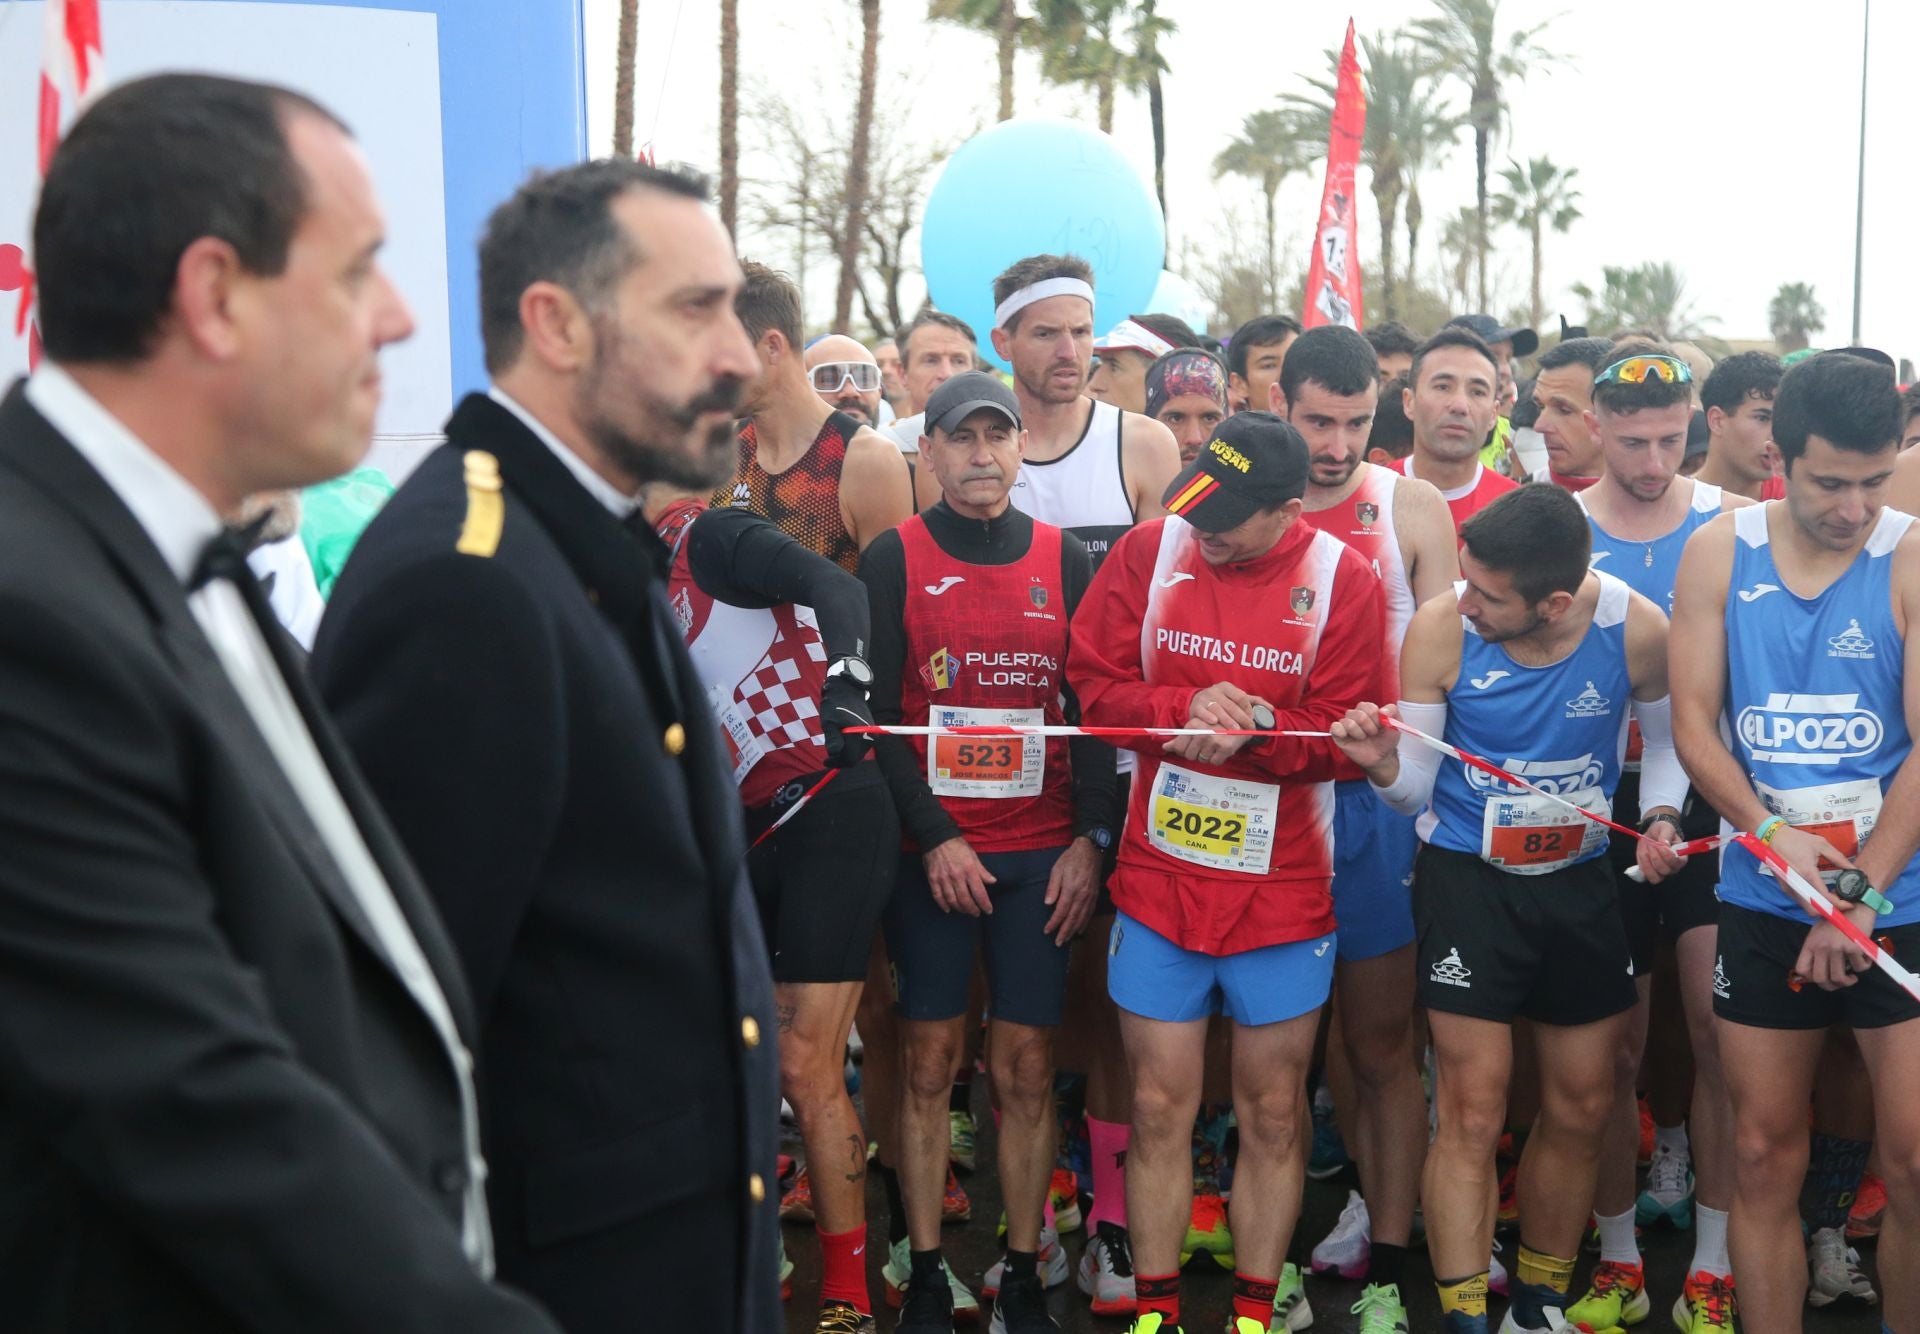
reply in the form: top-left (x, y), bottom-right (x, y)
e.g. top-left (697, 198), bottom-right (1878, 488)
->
top-left (0, 383), bottom-right (557, 1332)
top-left (312, 395), bottom-right (780, 1334)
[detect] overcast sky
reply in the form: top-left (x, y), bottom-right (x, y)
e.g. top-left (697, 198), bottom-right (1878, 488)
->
top-left (581, 0), bottom-right (1914, 357)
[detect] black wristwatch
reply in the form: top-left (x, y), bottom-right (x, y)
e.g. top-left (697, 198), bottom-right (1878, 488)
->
top-left (1077, 824), bottom-right (1114, 851)
top-left (824, 655), bottom-right (875, 691)
top-left (1834, 868), bottom-right (1894, 916)
top-left (1639, 808), bottom-right (1682, 834)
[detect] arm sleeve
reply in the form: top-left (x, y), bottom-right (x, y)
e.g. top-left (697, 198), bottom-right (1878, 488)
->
top-left (0, 595), bottom-right (557, 1334)
top-left (312, 555), bottom-right (566, 1026)
top-left (1240, 555), bottom-right (1388, 782)
top-left (1067, 527), bottom-right (1202, 736)
top-left (687, 507), bottom-right (872, 660)
top-left (1632, 694), bottom-right (1689, 817)
top-left (1372, 698), bottom-right (1449, 815)
top-left (1059, 536), bottom-right (1119, 832)
top-left (859, 532), bottom-right (960, 849)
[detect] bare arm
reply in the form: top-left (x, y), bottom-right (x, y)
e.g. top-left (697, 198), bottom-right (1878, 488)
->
top-left (1396, 474), bottom-right (1460, 606)
top-left (1887, 446), bottom-right (1920, 518)
top-left (1332, 591), bottom-right (1461, 786)
top-left (1669, 517), bottom-right (1766, 829)
top-left (840, 427), bottom-right (915, 550)
top-left (1624, 590), bottom-right (1671, 702)
top-left (1854, 530), bottom-right (1920, 892)
top-left (1120, 412), bottom-right (1181, 521)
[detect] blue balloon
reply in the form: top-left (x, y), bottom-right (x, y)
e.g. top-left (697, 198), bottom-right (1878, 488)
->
top-left (921, 117), bottom-right (1165, 370)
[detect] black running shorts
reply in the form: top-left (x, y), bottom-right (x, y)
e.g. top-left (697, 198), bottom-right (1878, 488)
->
top-left (1712, 902), bottom-right (1920, 1031)
top-left (1414, 842), bottom-right (1639, 1027)
top-left (1608, 774), bottom-right (1723, 971)
top-left (746, 760), bottom-right (899, 984)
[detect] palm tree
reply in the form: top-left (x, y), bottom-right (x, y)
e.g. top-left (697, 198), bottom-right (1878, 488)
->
top-left (928, 0), bottom-right (1026, 121)
top-left (1400, 81), bottom-right (1462, 297)
top-left (613, 0), bottom-right (639, 157)
top-left (1032, 0), bottom-right (1169, 136)
top-left (1572, 262), bottom-right (1715, 341)
top-left (1289, 35), bottom-right (1440, 321)
top-left (1413, 0), bottom-right (1562, 310)
top-left (1769, 282), bottom-right (1826, 352)
top-left (719, 0), bottom-right (739, 234)
top-left (1491, 156), bottom-right (1581, 331)
top-left (1212, 108), bottom-right (1312, 311)
top-left (834, 0), bottom-right (881, 331)
top-left (1438, 207), bottom-right (1481, 309)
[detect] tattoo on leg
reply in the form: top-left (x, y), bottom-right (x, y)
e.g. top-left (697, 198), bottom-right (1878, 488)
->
top-left (776, 1003), bottom-right (797, 1033)
top-left (845, 1133), bottom-right (867, 1184)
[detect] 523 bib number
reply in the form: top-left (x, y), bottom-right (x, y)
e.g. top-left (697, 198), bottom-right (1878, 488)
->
top-left (928, 707), bottom-right (1044, 798)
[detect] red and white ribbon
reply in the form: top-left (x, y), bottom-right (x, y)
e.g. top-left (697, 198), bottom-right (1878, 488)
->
top-left (843, 723), bottom-right (1329, 741)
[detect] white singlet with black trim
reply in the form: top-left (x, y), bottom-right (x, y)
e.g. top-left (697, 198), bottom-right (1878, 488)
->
top-left (1010, 399), bottom-right (1134, 569)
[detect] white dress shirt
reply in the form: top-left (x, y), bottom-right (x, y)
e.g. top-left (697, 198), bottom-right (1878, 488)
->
top-left (24, 365), bottom-right (495, 1275)
top-left (488, 385), bottom-right (639, 518)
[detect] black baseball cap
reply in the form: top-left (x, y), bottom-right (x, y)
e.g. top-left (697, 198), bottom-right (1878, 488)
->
top-left (1161, 411), bottom-right (1309, 533)
top-left (1446, 313), bottom-right (1539, 359)
top-left (924, 371), bottom-right (1021, 436)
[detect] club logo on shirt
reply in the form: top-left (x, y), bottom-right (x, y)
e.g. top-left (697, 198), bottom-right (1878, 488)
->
top-left (1029, 583), bottom-right (1049, 610)
top-left (1564, 681), bottom-right (1612, 718)
top-left (1736, 691), bottom-right (1885, 764)
top-left (671, 587), bottom-right (694, 634)
top-left (1355, 501), bottom-right (1379, 529)
top-left (1828, 618), bottom-right (1875, 660)
top-left (1290, 586), bottom-right (1316, 617)
top-left (924, 575), bottom-right (966, 596)
top-left (1469, 669), bottom-right (1511, 690)
top-left (1466, 754), bottom-right (1605, 796)
top-left (1430, 948), bottom-right (1472, 987)
top-left (1737, 583), bottom-right (1780, 603)
top-left (921, 647), bottom-right (956, 691)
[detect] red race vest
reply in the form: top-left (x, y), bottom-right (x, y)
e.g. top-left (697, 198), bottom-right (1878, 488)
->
top-left (898, 514), bottom-right (1073, 853)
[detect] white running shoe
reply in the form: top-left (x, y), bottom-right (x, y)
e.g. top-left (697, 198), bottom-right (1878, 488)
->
top-left (1807, 1225), bottom-right (1878, 1307)
top-left (1310, 1190), bottom-right (1371, 1280)
top-left (1075, 1220), bottom-right (1136, 1317)
top-left (981, 1227), bottom-right (1069, 1298)
top-left (1489, 1237), bottom-right (1508, 1297)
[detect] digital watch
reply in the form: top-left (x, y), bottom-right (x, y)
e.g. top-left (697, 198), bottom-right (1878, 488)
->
top-left (1834, 868), bottom-right (1894, 917)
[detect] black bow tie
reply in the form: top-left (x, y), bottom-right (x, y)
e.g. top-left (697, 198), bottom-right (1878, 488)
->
top-left (189, 514), bottom-right (274, 592)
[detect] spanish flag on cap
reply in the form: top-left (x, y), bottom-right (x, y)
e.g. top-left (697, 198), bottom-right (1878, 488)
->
top-left (1158, 410), bottom-right (1310, 533)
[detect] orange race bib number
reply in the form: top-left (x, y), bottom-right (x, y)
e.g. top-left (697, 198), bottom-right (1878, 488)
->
top-left (1480, 789), bottom-right (1609, 875)
top-left (1754, 777), bottom-right (1880, 882)
top-left (927, 707), bottom-right (1044, 798)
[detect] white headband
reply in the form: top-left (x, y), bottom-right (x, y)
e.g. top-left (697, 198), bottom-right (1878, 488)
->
top-left (993, 276), bottom-right (1095, 330)
top-left (1093, 318), bottom-right (1177, 360)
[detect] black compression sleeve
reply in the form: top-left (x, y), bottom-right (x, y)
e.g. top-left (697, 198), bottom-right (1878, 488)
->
top-left (1059, 534), bottom-right (1118, 834)
top-left (686, 507), bottom-right (873, 660)
top-left (859, 530), bottom-right (960, 849)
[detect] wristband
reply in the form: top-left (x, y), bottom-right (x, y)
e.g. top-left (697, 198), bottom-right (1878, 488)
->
top-left (1639, 809), bottom-right (1681, 834)
top-left (1756, 815), bottom-right (1787, 845)
top-left (1835, 868), bottom-right (1895, 917)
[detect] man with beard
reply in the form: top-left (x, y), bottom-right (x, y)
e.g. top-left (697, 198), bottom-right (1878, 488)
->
top-left (1398, 328), bottom-right (1517, 531)
top-left (1145, 348), bottom-right (1230, 465)
top-left (311, 160), bottom-right (779, 1334)
top-left (1528, 336), bottom-right (1613, 491)
top-left (806, 333), bottom-right (886, 429)
top-left (723, 264), bottom-right (914, 572)
top-left (1280, 326), bottom-right (1458, 1334)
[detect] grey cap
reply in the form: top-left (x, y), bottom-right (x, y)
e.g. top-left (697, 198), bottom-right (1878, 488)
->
top-left (925, 371), bottom-right (1021, 436)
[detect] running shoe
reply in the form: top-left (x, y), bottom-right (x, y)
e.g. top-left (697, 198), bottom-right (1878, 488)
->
top-left (1181, 1192), bottom-right (1235, 1271)
top-left (1350, 1284), bottom-right (1410, 1334)
top-left (780, 1165), bottom-right (815, 1222)
top-left (988, 1269), bottom-right (1059, 1333)
top-left (1076, 1220), bottom-right (1136, 1316)
top-left (1669, 1270), bottom-right (1735, 1334)
top-left (944, 1166), bottom-right (972, 1223)
top-left (1126, 1317), bottom-right (1182, 1334)
top-left (1307, 1086), bottom-right (1351, 1180)
top-left (883, 1235), bottom-right (982, 1325)
top-left (897, 1262), bottom-right (958, 1334)
top-left (779, 1230), bottom-right (794, 1302)
top-left (1489, 1238), bottom-right (1508, 1297)
top-left (1271, 1261), bottom-right (1313, 1331)
top-left (813, 1300), bottom-right (877, 1333)
top-left (950, 1109), bottom-right (978, 1174)
top-left (1049, 1166), bottom-right (1084, 1234)
top-left (1636, 1142), bottom-right (1695, 1231)
top-left (1562, 1258), bottom-right (1649, 1330)
top-left (981, 1228), bottom-right (1070, 1298)
top-left (1637, 1097), bottom-right (1655, 1167)
top-left (1229, 1319), bottom-right (1266, 1334)
top-left (1806, 1226), bottom-right (1878, 1307)
top-left (1848, 1171), bottom-right (1887, 1244)
top-left (1310, 1190), bottom-right (1371, 1279)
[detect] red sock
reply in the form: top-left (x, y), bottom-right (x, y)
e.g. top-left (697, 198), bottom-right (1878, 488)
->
top-left (1234, 1272), bottom-right (1278, 1323)
top-left (1136, 1271), bottom-right (1181, 1321)
top-left (1086, 1115), bottom-right (1130, 1231)
top-left (817, 1224), bottom-right (870, 1313)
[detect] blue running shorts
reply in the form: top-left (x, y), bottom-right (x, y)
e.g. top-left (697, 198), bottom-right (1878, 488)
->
top-left (1331, 778), bottom-right (1418, 962)
top-left (1106, 911), bottom-right (1335, 1026)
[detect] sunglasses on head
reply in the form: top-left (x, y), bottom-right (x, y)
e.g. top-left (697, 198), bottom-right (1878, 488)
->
top-left (809, 361), bottom-right (883, 394)
top-left (1595, 354), bottom-right (1694, 387)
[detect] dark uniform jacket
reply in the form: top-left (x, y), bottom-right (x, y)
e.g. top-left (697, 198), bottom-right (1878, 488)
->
top-left (0, 384), bottom-right (557, 1332)
top-left (312, 393), bottom-right (780, 1334)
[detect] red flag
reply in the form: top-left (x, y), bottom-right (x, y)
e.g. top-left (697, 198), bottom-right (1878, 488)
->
top-left (1302, 20), bottom-right (1366, 330)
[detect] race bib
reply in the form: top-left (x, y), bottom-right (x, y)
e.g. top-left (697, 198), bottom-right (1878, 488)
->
top-left (1148, 763), bottom-right (1280, 875)
top-left (1481, 787), bottom-right (1610, 875)
top-left (1754, 776), bottom-right (1882, 882)
top-left (715, 695), bottom-right (771, 785)
top-left (928, 707), bottom-right (1044, 798)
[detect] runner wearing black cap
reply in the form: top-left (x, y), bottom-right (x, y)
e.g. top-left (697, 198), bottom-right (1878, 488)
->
top-left (864, 371), bottom-right (1118, 1334)
top-left (1070, 412), bottom-right (1385, 1334)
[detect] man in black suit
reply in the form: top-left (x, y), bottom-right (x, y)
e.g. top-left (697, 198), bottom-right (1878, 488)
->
top-left (312, 160), bottom-right (781, 1332)
top-left (0, 74), bottom-right (559, 1332)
